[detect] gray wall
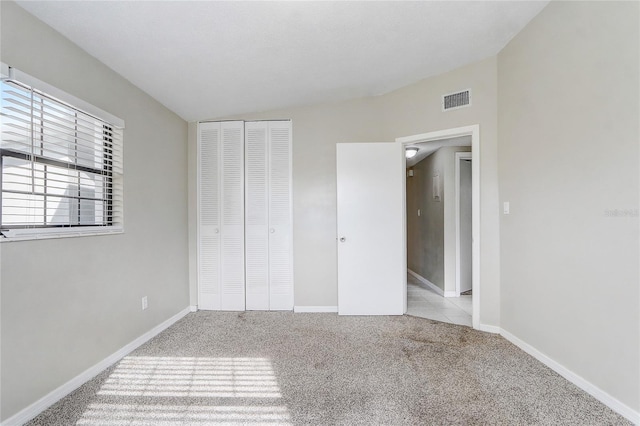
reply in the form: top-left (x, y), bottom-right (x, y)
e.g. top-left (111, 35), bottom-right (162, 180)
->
top-left (407, 146), bottom-right (470, 291)
top-left (498, 0), bottom-right (639, 413)
top-left (0, 2), bottom-right (189, 420)
top-left (459, 159), bottom-right (472, 293)
top-left (377, 57), bottom-right (500, 324)
top-left (407, 149), bottom-right (445, 288)
top-left (190, 97), bottom-right (382, 308)
top-left (189, 57), bottom-right (500, 325)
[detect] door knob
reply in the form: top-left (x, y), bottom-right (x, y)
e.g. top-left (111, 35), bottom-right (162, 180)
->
top-left (339, 237), bottom-right (346, 242)
top-left (270, 228), bottom-right (275, 234)
top-left (215, 228), bottom-right (219, 234)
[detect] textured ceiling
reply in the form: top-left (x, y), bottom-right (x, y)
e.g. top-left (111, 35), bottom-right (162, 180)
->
top-left (17, 1), bottom-right (548, 122)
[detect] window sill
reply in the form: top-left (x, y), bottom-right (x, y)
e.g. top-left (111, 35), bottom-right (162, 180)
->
top-left (0, 226), bottom-right (124, 242)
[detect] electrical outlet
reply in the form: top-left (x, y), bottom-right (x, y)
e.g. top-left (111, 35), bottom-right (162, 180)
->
top-left (142, 296), bottom-right (148, 310)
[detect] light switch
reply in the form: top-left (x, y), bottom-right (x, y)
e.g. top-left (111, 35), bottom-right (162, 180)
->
top-left (503, 202), bottom-right (510, 215)
top-left (418, 209), bottom-right (421, 217)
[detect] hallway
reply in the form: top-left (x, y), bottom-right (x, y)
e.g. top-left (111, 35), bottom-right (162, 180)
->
top-left (406, 273), bottom-right (472, 327)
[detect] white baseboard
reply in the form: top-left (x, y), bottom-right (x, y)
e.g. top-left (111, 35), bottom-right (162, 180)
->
top-left (189, 305), bottom-right (198, 312)
top-left (500, 328), bottom-right (639, 424)
top-left (2, 306), bottom-right (192, 426)
top-left (408, 269), bottom-right (444, 296)
top-left (294, 306), bottom-right (338, 313)
top-left (477, 323), bottom-right (501, 334)
top-left (443, 291), bottom-right (458, 298)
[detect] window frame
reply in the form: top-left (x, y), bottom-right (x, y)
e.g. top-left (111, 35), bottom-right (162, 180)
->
top-left (0, 64), bottom-right (124, 241)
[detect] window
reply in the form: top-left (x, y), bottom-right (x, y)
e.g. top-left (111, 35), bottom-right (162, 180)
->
top-left (0, 67), bottom-right (124, 240)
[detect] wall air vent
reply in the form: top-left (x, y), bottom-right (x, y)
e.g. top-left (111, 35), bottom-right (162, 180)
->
top-left (442, 89), bottom-right (471, 111)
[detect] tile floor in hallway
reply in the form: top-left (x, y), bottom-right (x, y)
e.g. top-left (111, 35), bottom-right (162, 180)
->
top-left (406, 273), bottom-right (472, 327)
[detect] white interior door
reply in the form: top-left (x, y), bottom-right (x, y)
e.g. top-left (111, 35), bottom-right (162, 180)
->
top-left (337, 142), bottom-right (405, 315)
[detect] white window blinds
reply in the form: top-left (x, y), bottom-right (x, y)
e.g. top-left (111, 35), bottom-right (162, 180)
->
top-left (0, 73), bottom-right (124, 239)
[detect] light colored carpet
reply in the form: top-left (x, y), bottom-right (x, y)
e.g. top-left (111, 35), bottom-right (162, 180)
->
top-left (28, 312), bottom-right (629, 425)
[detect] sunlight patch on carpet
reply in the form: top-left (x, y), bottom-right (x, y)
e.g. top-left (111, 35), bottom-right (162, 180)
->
top-left (98, 356), bottom-right (281, 398)
top-left (77, 356), bottom-right (291, 425)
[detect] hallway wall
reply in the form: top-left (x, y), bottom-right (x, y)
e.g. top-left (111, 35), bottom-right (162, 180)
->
top-left (459, 159), bottom-right (472, 293)
top-left (406, 146), bottom-right (470, 293)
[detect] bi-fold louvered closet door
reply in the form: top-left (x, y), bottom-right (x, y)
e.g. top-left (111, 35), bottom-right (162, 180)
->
top-left (198, 121), bottom-right (246, 311)
top-left (197, 120), bottom-right (293, 311)
top-left (245, 121), bottom-right (293, 310)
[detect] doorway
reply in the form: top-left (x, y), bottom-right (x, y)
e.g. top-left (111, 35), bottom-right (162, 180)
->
top-left (397, 125), bottom-right (480, 329)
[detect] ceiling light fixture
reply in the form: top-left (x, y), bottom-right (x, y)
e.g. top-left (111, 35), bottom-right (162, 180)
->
top-left (405, 147), bottom-right (419, 159)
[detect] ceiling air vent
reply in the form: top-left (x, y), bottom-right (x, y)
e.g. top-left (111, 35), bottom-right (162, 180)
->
top-left (442, 89), bottom-right (471, 111)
